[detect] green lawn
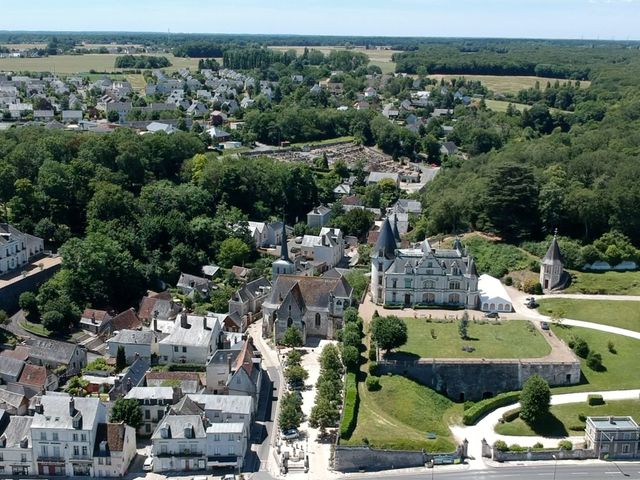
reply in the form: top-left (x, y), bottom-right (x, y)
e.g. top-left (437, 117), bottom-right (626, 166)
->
top-left (399, 319), bottom-right (551, 359)
top-left (564, 270), bottom-right (640, 295)
top-left (19, 319), bottom-right (52, 337)
top-left (485, 99), bottom-right (570, 115)
top-left (428, 74), bottom-right (590, 95)
top-left (341, 374), bottom-right (460, 452)
top-left (538, 298), bottom-right (640, 332)
top-left (551, 325), bottom-right (640, 392)
top-left (495, 399), bottom-right (640, 436)
top-left (291, 136), bottom-right (354, 147)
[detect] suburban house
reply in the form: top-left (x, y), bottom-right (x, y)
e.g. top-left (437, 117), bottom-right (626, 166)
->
top-left (228, 277), bottom-right (272, 331)
top-left (585, 416), bottom-right (640, 459)
top-left (124, 387), bottom-right (180, 436)
top-left (31, 395), bottom-right (107, 476)
top-left (23, 339), bottom-right (87, 375)
top-left (300, 228), bottom-right (345, 269)
top-left (440, 141), bottom-right (458, 156)
top-left (370, 219), bottom-right (480, 309)
top-left (205, 422), bottom-right (248, 470)
top-left (246, 221), bottom-right (284, 248)
top-left (0, 412), bottom-right (34, 476)
top-left (366, 172), bottom-right (400, 186)
top-left (176, 273), bottom-right (212, 298)
top-left (262, 274), bottom-right (353, 344)
top-left (306, 205), bottom-right (332, 228)
top-left (0, 224), bottom-right (44, 276)
top-left (107, 330), bottom-right (158, 363)
top-left (92, 422), bottom-right (137, 477)
top-left (79, 309), bottom-right (113, 335)
top-left (158, 312), bottom-right (223, 365)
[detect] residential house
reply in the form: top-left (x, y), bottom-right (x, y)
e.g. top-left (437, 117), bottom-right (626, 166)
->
top-left (186, 101), bottom-right (207, 117)
top-left (17, 364), bottom-right (58, 396)
top-left (79, 309), bottom-right (113, 335)
top-left (353, 100), bottom-right (369, 111)
top-left (205, 422), bottom-right (248, 469)
top-left (262, 274), bottom-right (353, 344)
top-left (201, 264), bottom-right (221, 280)
top-left (61, 110), bottom-right (83, 123)
top-left (585, 416), bottom-right (640, 459)
top-left (228, 277), bottom-right (271, 331)
top-left (231, 266), bottom-right (250, 282)
top-left (0, 357), bottom-right (25, 384)
top-left (0, 388), bottom-right (29, 415)
top-left (366, 172), bottom-right (400, 186)
top-left (333, 183), bottom-right (352, 197)
top-left (31, 395), bottom-right (107, 476)
top-left (0, 223), bottom-right (44, 276)
top-left (124, 387), bottom-right (179, 437)
top-left (392, 198), bottom-right (422, 215)
top-left (151, 413), bottom-right (207, 472)
top-left (146, 122), bottom-right (177, 134)
top-left (158, 312), bottom-right (222, 365)
top-left (24, 339), bottom-right (87, 375)
top-left (207, 126), bottom-right (231, 142)
top-left (370, 219), bottom-right (479, 309)
top-left (144, 372), bottom-right (201, 394)
top-left (440, 141), bottom-right (458, 156)
top-left (107, 330), bottom-right (158, 363)
top-left (382, 103), bottom-right (399, 119)
top-left (307, 205), bottom-right (332, 228)
top-left (176, 273), bottom-right (212, 298)
top-left (0, 412), bottom-right (34, 476)
top-left (185, 394), bottom-right (253, 427)
top-left (300, 228), bottom-right (345, 269)
top-left (138, 293), bottom-right (181, 327)
top-left (33, 110), bottom-right (54, 121)
top-left (108, 308), bottom-right (142, 335)
top-left (92, 422), bottom-right (137, 477)
top-left (108, 357), bottom-right (149, 401)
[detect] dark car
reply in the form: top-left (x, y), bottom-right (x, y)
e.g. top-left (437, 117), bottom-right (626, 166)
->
top-left (484, 312), bottom-right (499, 319)
top-left (526, 297), bottom-right (539, 308)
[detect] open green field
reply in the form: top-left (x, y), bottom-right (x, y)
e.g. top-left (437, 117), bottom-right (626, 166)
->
top-left (341, 374), bottom-right (460, 452)
top-left (0, 54), bottom-right (200, 74)
top-left (485, 99), bottom-right (571, 115)
top-left (564, 270), bottom-right (640, 295)
top-left (270, 45), bottom-right (398, 74)
top-left (428, 74), bottom-right (590, 94)
top-left (539, 298), bottom-right (640, 332)
top-left (552, 326), bottom-right (640, 393)
top-left (291, 135), bottom-right (354, 147)
top-left (495, 399), bottom-right (640, 437)
top-left (399, 318), bottom-right (550, 359)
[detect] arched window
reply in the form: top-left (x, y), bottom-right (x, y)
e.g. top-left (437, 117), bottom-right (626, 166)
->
top-left (490, 303), bottom-right (495, 311)
top-left (449, 281), bottom-right (461, 290)
top-left (315, 313), bottom-right (321, 327)
top-left (448, 293), bottom-right (460, 304)
top-left (483, 303), bottom-right (488, 310)
top-left (336, 300), bottom-right (342, 306)
top-left (423, 293), bottom-right (435, 304)
top-left (423, 280), bottom-right (435, 289)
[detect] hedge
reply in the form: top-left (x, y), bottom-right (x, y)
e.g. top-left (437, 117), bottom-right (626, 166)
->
top-left (339, 372), bottom-right (359, 440)
top-left (587, 394), bottom-right (604, 406)
top-left (502, 408), bottom-right (520, 423)
top-left (463, 391), bottom-right (521, 425)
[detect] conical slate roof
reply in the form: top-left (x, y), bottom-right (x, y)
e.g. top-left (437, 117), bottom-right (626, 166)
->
top-left (466, 257), bottom-right (478, 276)
top-left (542, 236), bottom-right (564, 264)
top-left (392, 216), bottom-right (401, 243)
top-left (279, 221), bottom-right (290, 262)
top-left (374, 218), bottom-right (397, 260)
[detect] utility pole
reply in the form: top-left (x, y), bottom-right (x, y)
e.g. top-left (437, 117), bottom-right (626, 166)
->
top-left (552, 454), bottom-right (557, 480)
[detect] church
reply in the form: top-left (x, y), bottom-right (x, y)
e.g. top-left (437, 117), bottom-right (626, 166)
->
top-left (540, 232), bottom-right (566, 291)
top-left (371, 219), bottom-right (480, 309)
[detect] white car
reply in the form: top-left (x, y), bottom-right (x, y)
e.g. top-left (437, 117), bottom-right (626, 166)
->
top-left (143, 456), bottom-right (153, 471)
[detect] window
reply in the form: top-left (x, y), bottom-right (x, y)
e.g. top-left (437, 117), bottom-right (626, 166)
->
top-left (378, 276), bottom-right (382, 285)
top-left (73, 433), bottom-right (78, 442)
top-left (423, 293), bottom-right (435, 304)
top-left (315, 313), bottom-right (321, 327)
top-left (21, 453), bottom-right (27, 463)
top-left (52, 433), bottom-right (58, 441)
top-left (287, 317), bottom-right (293, 327)
top-left (98, 458), bottom-right (103, 465)
top-left (423, 280), bottom-right (435, 289)
top-left (0, 453), bottom-right (3, 461)
top-left (391, 279), bottom-right (397, 288)
top-left (40, 432), bottom-right (46, 441)
top-left (145, 409), bottom-right (150, 419)
top-left (53, 446), bottom-right (60, 458)
top-left (174, 346), bottom-right (178, 352)
top-left (228, 434), bottom-right (234, 441)
top-left (449, 281), bottom-right (461, 290)
top-left (106, 457), bottom-right (111, 465)
top-left (404, 279), bottom-right (412, 289)
top-left (74, 446), bottom-right (80, 456)
top-left (81, 434), bottom-right (87, 442)
top-left (182, 346), bottom-right (187, 353)
top-left (160, 445), bottom-right (167, 454)
top-left (448, 293), bottom-right (460, 304)
top-left (145, 424), bottom-right (151, 433)
top-left (214, 434), bottom-right (220, 441)
top-left (41, 445), bottom-right (47, 457)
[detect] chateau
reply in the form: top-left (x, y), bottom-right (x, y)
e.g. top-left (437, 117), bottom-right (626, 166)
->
top-left (371, 219), bottom-right (479, 309)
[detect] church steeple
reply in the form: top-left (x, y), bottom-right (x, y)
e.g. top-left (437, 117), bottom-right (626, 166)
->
top-left (279, 221), bottom-right (290, 262)
top-left (272, 220), bottom-right (294, 280)
top-left (392, 216), bottom-right (401, 245)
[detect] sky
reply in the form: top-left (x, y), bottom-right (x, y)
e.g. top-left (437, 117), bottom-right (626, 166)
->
top-left (2, 0), bottom-right (639, 40)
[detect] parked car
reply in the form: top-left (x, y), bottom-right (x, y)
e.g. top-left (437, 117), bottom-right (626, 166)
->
top-left (540, 321), bottom-right (550, 330)
top-left (281, 428), bottom-right (300, 440)
top-left (143, 457), bottom-right (153, 472)
top-left (222, 475), bottom-right (236, 480)
top-left (526, 297), bottom-right (539, 308)
top-left (484, 312), bottom-right (499, 319)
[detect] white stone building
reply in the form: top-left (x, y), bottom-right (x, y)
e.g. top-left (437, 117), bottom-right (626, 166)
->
top-left (158, 312), bottom-right (222, 364)
top-left (300, 227), bottom-right (344, 269)
top-left (0, 224), bottom-right (44, 276)
top-left (92, 422), bottom-right (137, 477)
top-left (0, 414), bottom-right (33, 476)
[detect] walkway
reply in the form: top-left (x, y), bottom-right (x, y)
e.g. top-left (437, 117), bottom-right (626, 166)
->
top-left (452, 388), bottom-right (640, 470)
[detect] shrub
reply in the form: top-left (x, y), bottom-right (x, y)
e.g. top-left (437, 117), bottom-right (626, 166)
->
top-left (463, 391), bottom-right (520, 425)
top-left (504, 276), bottom-right (513, 286)
top-left (341, 345), bottom-right (360, 372)
top-left (493, 440), bottom-right (509, 452)
top-left (502, 408), bottom-right (521, 422)
top-left (463, 401), bottom-right (474, 411)
top-left (339, 373), bottom-right (359, 440)
top-left (533, 442), bottom-right (544, 449)
top-left (568, 424), bottom-right (585, 432)
top-left (558, 440), bottom-right (573, 451)
top-left (587, 351), bottom-right (604, 371)
top-left (572, 336), bottom-right (590, 358)
top-left (587, 394), bottom-right (604, 406)
top-left (578, 413), bottom-right (587, 422)
top-left (368, 361), bottom-right (379, 376)
top-left (368, 347), bottom-right (377, 361)
top-left (509, 444), bottom-right (527, 452)
top-left (365, 376), bottom-right (381, 391)
top-left (607, 340), bottom-right (616, 354)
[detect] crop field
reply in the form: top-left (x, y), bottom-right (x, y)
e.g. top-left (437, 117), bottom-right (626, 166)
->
top-left (428, 74), bottom-right (590, 94)
top-left (0, 53), bottom-right (200, 74)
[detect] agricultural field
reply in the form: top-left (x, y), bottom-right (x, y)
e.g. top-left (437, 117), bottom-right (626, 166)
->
top-left (428, 74), bottom-right (590, 95)
top-left (0, 53), bottom-right (200, 74)
top-left (399, 318), bottom-right (551, 359)
top-left (538, 298), bottom-right (640, 332)
top-left (551, 326), bottom-right (640, 393)
top-left (341, 374), bottom-right (460, 452)
top-left (270, 45), bottom-right (398, 74)
top-left (495, 399), bottom-right (640, 437)
top-left (564, 270), bottom-right (640, 296)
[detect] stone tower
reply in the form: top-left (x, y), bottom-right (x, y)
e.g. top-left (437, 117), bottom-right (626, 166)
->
top-left (272, 222), bottom-right (295, 279)
top-left (370, 218), bottom-right (398, 304)
top-left (540, 230), bottom-right (564, 291)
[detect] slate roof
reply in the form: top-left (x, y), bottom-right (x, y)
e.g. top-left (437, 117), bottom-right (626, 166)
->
top-left (0, 415), bottom-right (32, 448)
top-left (125, 386), bottom-right (175, 401)
top-left (146, 371), bottom-right (200, 383)
top-left (232, 277), bottom-right (271, 303)
top-left (108, 329), bottom-right (155, 345)
top-left (0, 388), bottom-right (27, 409)
top-left (177, 273), bottom-right (211, 292)
top-left (170, 395), bottom-right (204, 416)
top-left (159, 314), bottom-right (219, 348)
top-left (206, 422), bottom-right (244, 434)
top-left (94, 422), bottom-right (127, 456)
top-left (267, 275), bottom-right (353, 310)
top-left (373, 218), bottom-right (398, 260)
top-left (186, 394), bottom-right (253, 415)
top-left (0, 356), bottom-right (25, 379)
top-left (25, 338), bottom-right (81, 365)
top-left (32, 395), bottom-right (102, 431)
top-left (81, 309), bottom-right (111, 325)
top-left (138, 293), bottom-right (179, 321)
top-left (231, 266), bottom-right (250, 279)
top-left (0, 346), bottom-right (30, 362)
top-left (542, 236), bottom-right (564, 264)
top-left (18, 364), bottom-right (47, 388)
top-left (152, 414), bottom-right (206, 439)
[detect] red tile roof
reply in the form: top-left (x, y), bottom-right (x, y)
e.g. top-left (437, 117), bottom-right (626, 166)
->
top-left (18, 364), bottom-right (47, 388)
top-left (81, 309), bottom-right (111, 324)
top-left (111, 308), bottom-right (141, 331)
top-left (0, 346), bottom-right (30, 362)
top-left (234, 337), bottom-right (255, 377)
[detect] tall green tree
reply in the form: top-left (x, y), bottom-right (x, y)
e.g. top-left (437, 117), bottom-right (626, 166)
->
top-left (519, 374), bottom-right (551, 426)
top-left (110, 398), bottom-right (143, 429)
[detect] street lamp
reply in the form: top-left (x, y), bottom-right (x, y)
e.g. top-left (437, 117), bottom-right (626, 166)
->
top-left (552, 454), bottom-right (557, 480)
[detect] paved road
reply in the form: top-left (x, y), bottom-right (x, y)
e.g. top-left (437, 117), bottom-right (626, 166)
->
top-left (338, 462), bottom-right (640, 480)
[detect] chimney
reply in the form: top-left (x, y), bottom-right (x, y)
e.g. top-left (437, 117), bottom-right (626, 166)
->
top-left (228, 354), bottom-right (233, 373)
top-left (69, 397), bottom-right (76, 417)
top-left (126, 378), bottom-right (133, 392)
top-left (153, 315), bottom-right (158, 332)
top-left (134, 352), bottom-right (140, 360)
top-left (35, 400), bottom-right (44, 415)
top-left (180, 311), bottom-right (188, 329)
top-left (203, 316), bottom-right (209, 330)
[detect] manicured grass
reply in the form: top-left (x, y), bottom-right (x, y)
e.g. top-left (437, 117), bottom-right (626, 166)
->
top-left (341, 373), bottom-right (460, 452)
top-left (495, 399), bottom-right (640, 436)
top-left (551, 326), bottom-right (640, 393)
top-left (291, 136), bottom-right (354, 147)
top-left (428, 74), bottom-right (590, 94)
top-left (564, 270), bottom-right (640, 295)
top-left (399, 319), bottom-right (550, 359)
top-left (538, 298), bottom-right (640, 332)
top-left (0, 54), bottom-right (199, 74)
top-left (19, 319), bottom-right (53, 337)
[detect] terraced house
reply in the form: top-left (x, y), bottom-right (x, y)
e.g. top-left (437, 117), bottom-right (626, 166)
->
top-left (371, 218), bottom-right (479, 309)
